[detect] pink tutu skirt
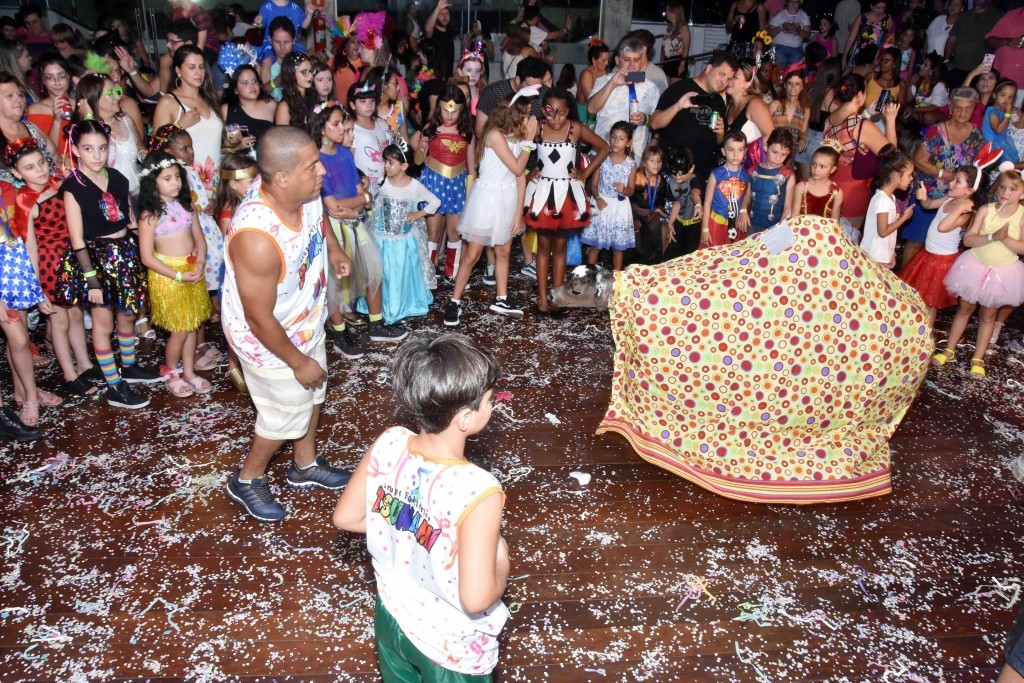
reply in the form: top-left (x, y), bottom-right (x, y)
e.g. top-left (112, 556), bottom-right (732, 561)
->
top-left (944, 250), bottom-right (1024, 308)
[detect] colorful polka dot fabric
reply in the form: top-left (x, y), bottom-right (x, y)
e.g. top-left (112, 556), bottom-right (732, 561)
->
top-left (598, 216), bottom-right (933, 504)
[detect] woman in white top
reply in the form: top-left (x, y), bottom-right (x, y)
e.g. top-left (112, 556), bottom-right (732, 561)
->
top-left (74, 73), bottom-right (144, 197)
top-left (500, 24), bottom-right (537, 81)
top-left (925, 0), bottom-right (963, 57)
top-left (152, 45), bottom-right (225, 191)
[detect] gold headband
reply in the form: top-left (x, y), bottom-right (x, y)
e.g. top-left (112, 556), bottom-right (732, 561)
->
top-left (440, 100), bottom-right (463, 113)
top-left (220, 166), bottom-right (258, 181)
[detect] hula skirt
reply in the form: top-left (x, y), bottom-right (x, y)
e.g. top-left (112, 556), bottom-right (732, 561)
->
top-left (149, 254), bottom-right (212, 332)
top-left (898, 249), bottom-right (959, 310)
top-left (944, 250), bottom-right (1024, 309)
top-left (53, 234), bottom-right (147, 313)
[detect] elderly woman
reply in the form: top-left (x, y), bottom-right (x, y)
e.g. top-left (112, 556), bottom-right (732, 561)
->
top-left (0, 74), bottom-right (55, 184)
top-left (901, 87), bottom-right (984, 267)
top-left (823, 73), bottom-right (899, 229)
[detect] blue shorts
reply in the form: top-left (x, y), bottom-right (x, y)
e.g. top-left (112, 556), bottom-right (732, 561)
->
top-left (795, 128), bottom-right (823, 166)
top-left (774, 43), bottom-right (804, 65)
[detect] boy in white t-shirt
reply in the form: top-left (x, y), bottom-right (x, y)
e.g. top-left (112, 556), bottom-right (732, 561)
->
top-left (334, 334), bottom-right (510, 681)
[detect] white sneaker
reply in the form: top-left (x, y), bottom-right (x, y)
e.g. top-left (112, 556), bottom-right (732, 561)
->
top-left (1012, 455), bottom-right (1024, 484)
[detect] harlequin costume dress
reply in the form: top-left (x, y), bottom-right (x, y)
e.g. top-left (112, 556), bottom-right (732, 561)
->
top-left (524, 122), bottom-right (590, 232)
top-left (598, 216), bottom-right (932, 504)
top-left (147, 200), bottom-right (212, 332)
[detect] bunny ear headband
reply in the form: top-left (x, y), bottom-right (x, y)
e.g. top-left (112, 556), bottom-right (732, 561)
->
top-left (511, 84), bottom-right (541, 106)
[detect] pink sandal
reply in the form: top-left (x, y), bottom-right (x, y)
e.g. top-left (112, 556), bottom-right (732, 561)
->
top-left (161, 366), bottom-right (194, 398)
top-left (194, 344), bottom-right (222, 372)
top-left (186, 375), bottom-right (212, 394)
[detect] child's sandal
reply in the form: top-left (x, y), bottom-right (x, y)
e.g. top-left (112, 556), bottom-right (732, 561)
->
top-left (161, 366), bottom-right (194, 398)
top-left (932, 348), bottom-right (955, 366)
top-left (19, 400), bottom-right (39, 427)
top-left (186, 375), bottom-right (212, 395)
top-left (970, 359), bottom-right (986, 377)
top-left (135, 317), bottom-right (157, 340)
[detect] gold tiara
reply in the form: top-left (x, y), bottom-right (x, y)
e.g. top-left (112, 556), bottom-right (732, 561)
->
top-left (819, 137), bottom-right (844, 155)
top-left (440, 100), bottom-right (463, 113)
top-left (221, 165), bottom-right (258, 181)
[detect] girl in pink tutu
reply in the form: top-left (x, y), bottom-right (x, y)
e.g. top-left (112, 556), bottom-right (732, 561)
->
top-left (900, 145), bottom-right (1001, 328)
top-left (935, 165), bottom-right (1024, 377)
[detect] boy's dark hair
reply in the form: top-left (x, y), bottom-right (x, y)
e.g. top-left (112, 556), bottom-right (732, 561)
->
top-left (516, 55), bottom-right (550, 82)
top-left (722, 130), bottom-right (747, 147)
top-left (392, 334), bottom-right (502, 434)
top-left (664, 147), bottom-right (695, 175)
top-left (766, 128), bottom-right (795, 151)
top-left (167, 19), bottom-right (198, 44)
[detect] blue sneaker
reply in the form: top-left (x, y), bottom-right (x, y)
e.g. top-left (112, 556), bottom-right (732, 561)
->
top-left (226, 474), bottom-right (286, 522)
top-left (286, 456), bottom-right (351, 490)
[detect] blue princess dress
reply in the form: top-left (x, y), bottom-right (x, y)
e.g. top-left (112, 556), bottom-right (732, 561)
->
top-left (365, 178), bottom-right (440, 324)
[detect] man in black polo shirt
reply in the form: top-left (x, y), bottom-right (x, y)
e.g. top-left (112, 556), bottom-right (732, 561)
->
top-left (424, 0), bottom-right (456, 81)
top-left (651, 50), bottom-right (738, 188)
top-left (474, 56), bottom-right (551, 139)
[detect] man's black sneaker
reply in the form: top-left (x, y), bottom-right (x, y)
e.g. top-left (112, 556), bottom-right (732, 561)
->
top-left (368, 321), bottom-right (409, 342)
top-left (226, 474), bottom-right (286, 522)
top-left (121, 364), bottom-right (165, 384)
top-left (444, 300), bottom-right (462, 327)
top-left (0, 407), bottom-right (40, 441)
top-left (489, 297), bottom-right (523, 317)
top-left (331, 327), bottom-right (365, 359)
top-left (286, 456), bottom-right (352, 490)
top-left (106, 382), bottom-right (150, 409)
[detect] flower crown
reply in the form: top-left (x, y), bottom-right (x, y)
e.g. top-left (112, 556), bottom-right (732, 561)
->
top-left (139, 157), bottom-right (184, 179)
top-left (754, 29), bottom-right (772, 46)
top-left (4, 136), bottom-right (42, 168)
top-left (312, 100), bottom-right (343, 116)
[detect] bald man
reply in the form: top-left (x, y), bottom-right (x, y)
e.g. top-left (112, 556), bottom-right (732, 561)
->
top-left (222, 126), bottom-right (353, 523)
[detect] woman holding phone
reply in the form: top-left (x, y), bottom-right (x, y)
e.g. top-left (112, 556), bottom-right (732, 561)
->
top-left (221, 64), bottom-right (275, 148)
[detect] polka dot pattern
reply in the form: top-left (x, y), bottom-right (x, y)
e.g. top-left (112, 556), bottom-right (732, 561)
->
top-left (597, 216), bottom-right (933, 504)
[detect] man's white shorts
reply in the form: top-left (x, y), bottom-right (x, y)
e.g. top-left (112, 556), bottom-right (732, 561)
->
top-left (240, 342), bottom-right (327, 441)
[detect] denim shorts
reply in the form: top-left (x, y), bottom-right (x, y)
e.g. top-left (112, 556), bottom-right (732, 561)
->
top-left (795, 128), bottom-right (824, 166)
top-left (774, 43), bottom-right (805, 66)
top-left (1007, 603), bottom-right (1024, 675)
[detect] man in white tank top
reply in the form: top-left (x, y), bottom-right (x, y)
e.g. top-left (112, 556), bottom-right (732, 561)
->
top-left (221, 126), bottom-right (353, 523)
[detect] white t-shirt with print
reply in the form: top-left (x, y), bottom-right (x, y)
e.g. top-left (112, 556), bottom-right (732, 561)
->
top-left (366, 426), bottom-right (509, 675)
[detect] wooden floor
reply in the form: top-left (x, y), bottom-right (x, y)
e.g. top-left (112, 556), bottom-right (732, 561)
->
top-left (1, 272), bottom-right (1023, 682)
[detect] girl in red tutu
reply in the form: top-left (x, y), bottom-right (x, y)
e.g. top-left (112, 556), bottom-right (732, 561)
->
top-left (524, 88), bottom-right (608, 317)
top-left (935, 165), bottom-right (1024, 377)
top-left (899, 164), bottom-right (983, 328)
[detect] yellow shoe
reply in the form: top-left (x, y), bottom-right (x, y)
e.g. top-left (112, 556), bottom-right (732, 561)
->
top-left (970, 359), bottom-right (986, 377)
top-left (933, 348), bottom-right (955, 366)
